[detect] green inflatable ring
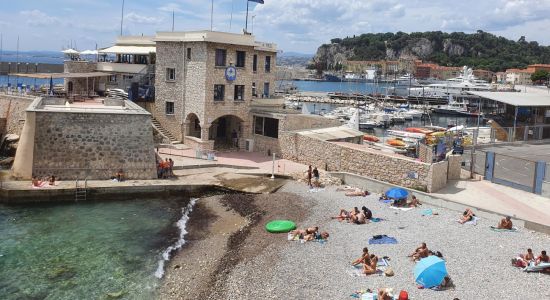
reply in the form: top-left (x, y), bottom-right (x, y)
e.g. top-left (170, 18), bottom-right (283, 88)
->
top-left (265, 220), bottom-right (296, 233)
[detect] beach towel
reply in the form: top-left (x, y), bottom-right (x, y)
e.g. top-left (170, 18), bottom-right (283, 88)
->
top-left (287, 233), bottom-right (327, 244)
top-left (523, 262), bottom-right (550, 272)
top-left (307, 188), bottom-right (325, 193)
top-left (350, 290), bottom-right (376, 299)
top-left (422, 209), bottom-right (433, 216)
top-left (370, 218), bottom-right (382, 222)
top-left (389, 206), bottom-right (414, 211)
top-left (379, 199), bottom-right (392, 204)
top-left (490, 226), bottom-right (518, 232)
top-left (459, 216), bottom-right (479, 225)
top-left (368, 235), bottom-right (398, 244)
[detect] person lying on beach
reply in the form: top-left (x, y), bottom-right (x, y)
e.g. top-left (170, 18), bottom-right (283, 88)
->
top-left (331, 209), bottom-right (351, 221)
top-left (313, 231), bottom-right (329, 241)
top-left (363, 254), bottom-right (378, 275)
top-left (513, 248), bottom-right (535, 267)
top-left (458, 208), bottom-right (476, 224)
top-left (391, 198), bottom-right (407, 207)
top-left (345, 188), bottom-right (370, 197)
top-left (350, 208), bottom-right (367, 224)
top-left (377, 288), bottom-right (393, 300)
top-left (336, 186), bottom-right (358, 192)
top-left (408, 242), bottom-right (429, 261)
top-left (289, 227), bottom-right (318, 240)
top-left (535, 251), bottom-right (549, 266)
top-left (379, 194), bottom-right (389, 200)
top-left (408, 195), bottom-right (422, 207)
top-left (352, 247), bottom-right (369, 266)
top-left (497, 216), bottom-right (513, 230)
top-left (32, 177), bottom-right (47, 188)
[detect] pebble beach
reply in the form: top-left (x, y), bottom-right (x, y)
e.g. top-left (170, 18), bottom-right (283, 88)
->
top-left (163, 181), bottom-right (549, 299)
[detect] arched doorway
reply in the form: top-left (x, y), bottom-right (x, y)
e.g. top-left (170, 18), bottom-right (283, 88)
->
top-left (185, 113), bottom-right (201, 138)
top-left (208, 115), bottom-right (243, 150)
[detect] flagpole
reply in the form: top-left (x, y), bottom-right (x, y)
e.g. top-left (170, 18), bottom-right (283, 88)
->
top-left (229, 0), bottom-right (234, 31)
top-left (172, 10), bottom-right (175, 32)
top-left (120, 0), bottom-right (125, 36)
top-left (210, 0), bottom-right (214, 31)
top-left (245, 0), bottom-right (249, 33)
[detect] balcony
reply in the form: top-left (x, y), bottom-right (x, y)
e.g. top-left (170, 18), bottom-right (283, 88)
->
top-left (96, 62), bottom-right (147, 74)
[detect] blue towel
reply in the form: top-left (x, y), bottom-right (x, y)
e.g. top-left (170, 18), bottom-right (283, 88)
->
top-left (371, 218), bottom-right (382, 222)
top-left (368, 235), bottom-right (398, 244)
top-left (379, 199), bottom-right (392, 204)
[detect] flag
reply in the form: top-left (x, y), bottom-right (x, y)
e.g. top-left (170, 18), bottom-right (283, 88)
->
top-left (249, 0), bottom-right (264, 3)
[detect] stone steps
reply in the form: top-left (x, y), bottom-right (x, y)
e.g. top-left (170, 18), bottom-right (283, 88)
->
top-left (151, 117), bottom-right (181, 144)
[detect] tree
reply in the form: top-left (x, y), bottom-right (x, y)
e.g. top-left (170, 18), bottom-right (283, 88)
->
top-left (531, 69), bottom-right (549, 83)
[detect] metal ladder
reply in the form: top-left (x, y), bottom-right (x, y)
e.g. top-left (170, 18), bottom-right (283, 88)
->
top-left (75, 178), bottom-right (88, 202)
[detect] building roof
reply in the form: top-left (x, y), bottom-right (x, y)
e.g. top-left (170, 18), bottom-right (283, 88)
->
top-left (154, 31), bottom-right (277, 52)
top-left (99, 46), bottom-right (156, 55)
top-left (468, 91), bottom-right (550, 107)
top-left (9, 72), bottom-right (112, 79)
top-left (295, 126), bottom-right (364, 141)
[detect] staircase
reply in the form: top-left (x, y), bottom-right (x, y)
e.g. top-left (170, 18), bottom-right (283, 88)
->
top-left (75, 178), bottom-right (88, 202)
top-left (151, 117), bottom-right (181, 144)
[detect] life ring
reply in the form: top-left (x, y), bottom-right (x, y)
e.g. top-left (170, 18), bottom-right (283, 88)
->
top-left (265, 220), bottom-right (296, 233)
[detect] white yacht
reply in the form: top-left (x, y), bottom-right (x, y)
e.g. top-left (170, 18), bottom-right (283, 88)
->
top-left (432, 96), bottom-right (483, 117)
top-left (406, 66), bottom-right (493, 98)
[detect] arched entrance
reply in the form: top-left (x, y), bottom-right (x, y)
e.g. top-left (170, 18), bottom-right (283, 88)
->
top-left (185, 113), bottom-right (201, 138)
top-left (208, 115), bottom-right (243, 150)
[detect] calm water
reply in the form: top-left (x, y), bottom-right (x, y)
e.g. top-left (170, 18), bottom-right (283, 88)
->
top-left (0, 198), bottom-right (191, 300)
top-left (0, 75), bottom-right (63, 87)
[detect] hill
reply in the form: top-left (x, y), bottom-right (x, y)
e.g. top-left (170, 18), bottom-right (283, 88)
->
top-left (311, 30), bottom-right (550, 72)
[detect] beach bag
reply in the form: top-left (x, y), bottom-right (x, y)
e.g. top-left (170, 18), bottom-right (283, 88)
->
top-left (384, 267), bottom-right (395, 277)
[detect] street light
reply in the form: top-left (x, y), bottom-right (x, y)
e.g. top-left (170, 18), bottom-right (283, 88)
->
top-left (251, 15), bottom-right (256, 34)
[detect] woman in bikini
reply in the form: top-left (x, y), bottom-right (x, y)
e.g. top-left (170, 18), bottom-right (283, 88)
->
top-left (459, 208), bottom-right (475, 224)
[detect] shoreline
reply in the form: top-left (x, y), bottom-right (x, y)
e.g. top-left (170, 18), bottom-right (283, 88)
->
top-left (158, 190), bottom-right (309, 299)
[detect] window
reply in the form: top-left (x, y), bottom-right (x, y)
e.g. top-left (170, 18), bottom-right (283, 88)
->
top-left (253, 54), bottom-right (258, 72)
top-left (109, 75), bottom-right (117, 83)
top-left (254, 116), bottom-right (278, 138)
top-left (166, 68), bottom-right (176, 81)
top-left (252, 82), bottom-right (257, 97)
top-left (165, 102), bottom-right (174, 115)
top-left (236, 51), bottom-right (246, 68)
top-left (186, 48), bottom-right (191, 60)
top-left (234, 85), bottom-right (245, 101)
top-left (194, 118), bottom-right (200, 130)
top-left (263, 82), bottom-right (270, 98)
top-left (122, 75), bottom-right (134, 81)
top-left (265, 56), bottom-right (271, 73)
top-left (215, 49), bottom-right (227, 66)
top-left (214, 84), bottom-right (225, 101)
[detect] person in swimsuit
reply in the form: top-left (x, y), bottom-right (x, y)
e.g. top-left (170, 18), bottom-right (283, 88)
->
top-left (459, 208), bottom-right (475, 224)
top-left (408, 195), bottom-right (422, 207)
top-left (349, 207), bottom-right (361, 223)
top-left (289, 226), bottom-right (318, 240)
top-left (331, 209), bottom-right (351, 221)
top-left (497, 216), bottom-right (513, 229)
top-left (409, 242), bottom-right (429, 261)
top-left (363, 254), bottom-right (378, 275)
top-left (307, 165), bottom-right (312, 187)
top-left (345, 188), bottom-right (369, 197)
top-left (535, 250), bottom-right (549, 266)
top-left (352, 247), bottom-right (369, 266)
top-left (522, 248), bottom-right (535, 262)
top-left (362, 206), bottom-right (373, 220)
top-left (312, 167), bottom-right (320, 187)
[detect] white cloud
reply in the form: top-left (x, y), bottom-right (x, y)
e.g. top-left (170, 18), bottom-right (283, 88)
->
top-left (158, 3), bottom-right (185, 13)
top-left (125, 12), bottom-right (163, 25)
top-left (20, 10), bottom-right (61, 26)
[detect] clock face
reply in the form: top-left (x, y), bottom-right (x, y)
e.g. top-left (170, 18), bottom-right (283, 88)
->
top-left (225, 66), bottom-right (237, 81)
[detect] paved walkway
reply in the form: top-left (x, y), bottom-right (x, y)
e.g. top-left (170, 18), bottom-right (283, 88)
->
top-left (432, 178), bottom-right (550, 226)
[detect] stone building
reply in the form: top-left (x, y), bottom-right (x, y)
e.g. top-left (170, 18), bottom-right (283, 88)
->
top-left (153, 31), bottom-right (277, 150)
top-left (12, 97), bottom-right (157, 180)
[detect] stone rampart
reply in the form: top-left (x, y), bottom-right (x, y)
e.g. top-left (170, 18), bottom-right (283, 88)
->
top-left (28, 111), bottom-right (156, 180)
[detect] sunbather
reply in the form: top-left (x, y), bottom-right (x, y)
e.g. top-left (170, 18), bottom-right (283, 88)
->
top-left (458, 208), bottom-right (476, 224)
top-left (521, 248), bottom-right (535, 262)
top-left (31, 177), bottom-right (46, 188)
top-left (408, 195), bottom-right (422, 207)
top-left (408, 242), bottom-right (429, 261)
top-left (363, 254), bottom-right (378, 275)
top-left (345, 188), bottom-right (369, 197)
top-left (497, 216), bottom-right (513, 230)
top-left (392, 198), bottom-right (407, 207)
top-left (352, 247), bottom-right (369, 266)
top-left (535, 250), bottom-right (549, 266)
top-left (289, 226), bottom-right (318, 240)
top-left (331, 209), bottom-right (351, 221)
top-left (348, 207), bottom-right (360, 223)
top-left (513, 248), bottom-right (535, 267)
top-left (362, 206), bottom-right (373, 220)
top-left (377, 288), bottom-right (393, 300)
top-left (353, 209), bottom-right (367, 224)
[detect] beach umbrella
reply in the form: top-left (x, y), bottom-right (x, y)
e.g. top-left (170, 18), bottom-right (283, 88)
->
top-left (414, 256), bottom-right (448, 288)
top-left (61, 48), bottom-right (79, 55)
top-left (385, 187), bottom-right (408, 199)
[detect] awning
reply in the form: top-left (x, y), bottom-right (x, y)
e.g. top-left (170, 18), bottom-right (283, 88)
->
top-left (296, 126), bottom-right (364, 141)
top-left (468, 91), bottom-right (550, 107)
top-left (9, 72), bottom-right (112, 79)
top-left (99, 46), bottom-right (156, 55)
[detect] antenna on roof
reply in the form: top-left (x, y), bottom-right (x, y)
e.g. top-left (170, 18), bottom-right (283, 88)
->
top-left (172, 10), bottom-right (175, 32)
top-left (210, 0), bottom-right (214, 31)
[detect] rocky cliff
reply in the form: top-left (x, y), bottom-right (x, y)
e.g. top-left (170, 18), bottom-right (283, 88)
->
top-left (311, 31), bottom-right (550, 72)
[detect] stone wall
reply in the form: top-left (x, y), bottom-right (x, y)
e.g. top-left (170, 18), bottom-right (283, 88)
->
top-left (0, 62), bottom-right (63, 75)
top-left (30, 111), bottom-right (156, 180)
top-left (447, 155), bottom-right (462, 180)
top-left (418, 143), bottom-right (434, 163)
top-left (252, 134), bottom-right (281, 155)
top-left (64, 61), bottom-right (99, 95)
top-left (427, 160), bottom-right (448, 192)
top-left (0, 94), bottom-right (35, 135)
top-left (281, 114), bottom-right (342, 131)
top-left (279, 132), bottom-right (445, 191)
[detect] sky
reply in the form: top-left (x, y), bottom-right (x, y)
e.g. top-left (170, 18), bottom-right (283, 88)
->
top-left (1, 0), bottom-right (550, 54)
